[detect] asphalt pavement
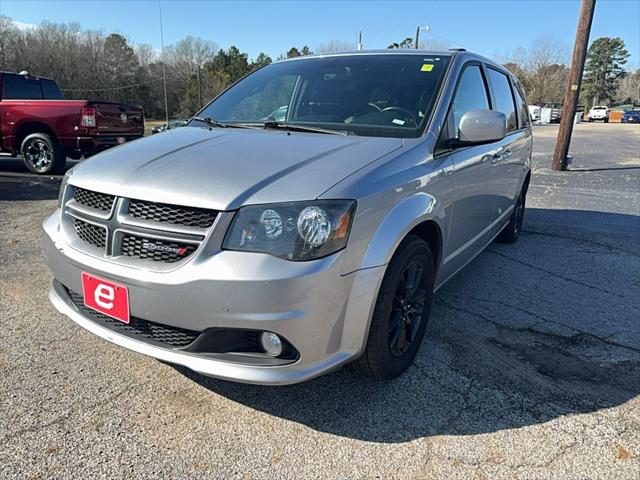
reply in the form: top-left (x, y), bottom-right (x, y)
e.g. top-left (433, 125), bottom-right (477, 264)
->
top-left (1, 123), bottom-right (638, 479)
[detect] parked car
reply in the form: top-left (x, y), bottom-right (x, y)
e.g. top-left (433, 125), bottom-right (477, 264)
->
top-left (0, 71), bottom-right (144, 174)
top-left (543, 102), bottom-right (562, 123)
top-left (588, 105), bottom-right (609, 122)
top-left (151, 119), bottom-right (188, 134)
top-left (43, 50), bottom-right (532, 384)
top-left (528, 105), bottom-right (541, 122)
top-left (621, 109), bottom-right (640, 123)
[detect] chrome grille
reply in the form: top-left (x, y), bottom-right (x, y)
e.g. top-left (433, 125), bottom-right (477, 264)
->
top-left (73, 219), bottom-right (106, 249)
top-left (74, 187), bottom-right (115, 212)
top-left (66, 288), bottom-right (200, 348)
top-left (121, 235), bottom-right (197, 263)
top-left (128, 199), bottom-right (217, 229)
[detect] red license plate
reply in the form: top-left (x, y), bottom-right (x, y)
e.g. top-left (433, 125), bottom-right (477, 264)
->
top-left (81, 272), bottom-right (130, 324)
top-left (117, 137), bottom-right (126, 145)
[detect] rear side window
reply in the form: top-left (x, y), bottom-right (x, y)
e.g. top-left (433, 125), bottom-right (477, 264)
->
top-left (451, 65), bottom-right (490, 134)
top-left (41, 79), bottom-right (64, 100)
top-left (513, 83), bottom-right (530, 128)
top-left (486, 68), bottom-right (517, 132)
top-left (2, 75), bottom-right (44, 100)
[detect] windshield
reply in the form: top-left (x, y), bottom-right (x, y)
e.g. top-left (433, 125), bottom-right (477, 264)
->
top-left (196, 54), bottom-right (451, 138)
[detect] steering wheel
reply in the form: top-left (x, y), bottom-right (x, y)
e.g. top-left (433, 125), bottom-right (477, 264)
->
top-left (380, 106), bottom-right (418, 127)
top-left (367, 102), bottom-right (383, 112)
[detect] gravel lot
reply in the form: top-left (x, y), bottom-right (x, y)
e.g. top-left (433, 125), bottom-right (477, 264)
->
top-left (1, 123), bottom-right (639, 479)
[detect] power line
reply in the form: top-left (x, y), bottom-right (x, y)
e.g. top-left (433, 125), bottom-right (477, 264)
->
top-left (60, 80), bottom-right (156, 92)
top-left (425, 0), bottom-right (440, 19)
top-left (423, 30), bottom-right (496, 58)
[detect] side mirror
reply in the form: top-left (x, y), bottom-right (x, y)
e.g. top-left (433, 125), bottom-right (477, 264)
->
top-left (455, 109), bottom-right (507, 146)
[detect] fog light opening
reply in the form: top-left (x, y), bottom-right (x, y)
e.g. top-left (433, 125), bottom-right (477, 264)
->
top-left (260, 332), bottom-right (283, 357)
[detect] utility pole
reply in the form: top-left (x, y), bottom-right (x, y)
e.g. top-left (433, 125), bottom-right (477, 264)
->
top-left (551, 0), bottom-right (596, 171)
top-left (415, 25), bottom-right (430, 49)
top-left (158, 0), bottom-right (170, 126)
top-left (197, 64), bottom-right (203, 109)
top-left (357, 31), bottom-right (363, 51)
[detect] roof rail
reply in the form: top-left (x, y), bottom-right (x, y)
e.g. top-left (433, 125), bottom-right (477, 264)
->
top-left (448, 48), bottom-right (466, 52)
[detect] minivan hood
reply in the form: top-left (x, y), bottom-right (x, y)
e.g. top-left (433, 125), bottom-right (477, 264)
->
top-left (69, 126), bottom-right (403, 210)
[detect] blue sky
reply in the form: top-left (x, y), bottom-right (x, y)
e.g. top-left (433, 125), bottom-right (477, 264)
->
top-left (1, 0), bottom-right (639, 69)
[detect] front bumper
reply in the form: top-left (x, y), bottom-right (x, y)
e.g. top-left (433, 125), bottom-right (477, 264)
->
top-left (43, 212), bottom-right (385, 385)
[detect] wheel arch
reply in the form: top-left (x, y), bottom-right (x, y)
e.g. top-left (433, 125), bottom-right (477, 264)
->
top-left (406, 220), bottom-right (443, 277)
top-left (15, 122), bottom-right (58, 150)
top-left (357, 192), bottom-right (446, 276)
top-left (522, 169), bottom-right (531, 195)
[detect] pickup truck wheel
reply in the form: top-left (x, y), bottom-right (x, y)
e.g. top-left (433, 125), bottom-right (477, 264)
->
top-left (21, 133), bottom-right (66, 175)
top-left (497, 185), bottom-right (526, 244)
top-left (358, 235), bottom-right (434, 380)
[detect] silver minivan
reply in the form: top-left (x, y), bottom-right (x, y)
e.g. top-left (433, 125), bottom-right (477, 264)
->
top-left (43, 50), bottom-right (532, 384)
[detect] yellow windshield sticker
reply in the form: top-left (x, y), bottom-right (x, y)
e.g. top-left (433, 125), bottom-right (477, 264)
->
top-left (421, 64), bottom-right (434, 72)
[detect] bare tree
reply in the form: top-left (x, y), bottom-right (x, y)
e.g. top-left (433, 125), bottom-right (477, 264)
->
top-left (617, 69), bottom-right (640, 105)
top-left (315, 40), bottom-right (357, 54)
top-left (528, 34), bottom-right (570, 71)
top-left (0, 16), bottom-right (20, 69)
top-left (165, 36), bottom-right (217, 86)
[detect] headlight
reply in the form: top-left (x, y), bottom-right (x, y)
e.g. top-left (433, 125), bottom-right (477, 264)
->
top-left (223, 200), bottom-right (356, 261)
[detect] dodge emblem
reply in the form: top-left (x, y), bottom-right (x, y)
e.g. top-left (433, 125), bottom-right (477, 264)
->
top-left (120, 113), bottom-right (128, 124)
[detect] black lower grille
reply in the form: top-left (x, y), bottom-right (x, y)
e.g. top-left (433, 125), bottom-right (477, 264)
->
top-left (74, 219), bottom-right (106, 249)
top-left (66, 288), bottom-right (200, 348)
top-left (74, 187), bottom-right (115, 212)
top-left (121, 235), bottom-right (196, 263)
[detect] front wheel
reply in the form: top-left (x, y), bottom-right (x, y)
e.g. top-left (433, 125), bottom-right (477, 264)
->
top-left (21, 133), bottom-right (66, 175)
top-left (358, 235), bottom-right (435, 380)
top-left (497, 183), bottom-right (527, 244)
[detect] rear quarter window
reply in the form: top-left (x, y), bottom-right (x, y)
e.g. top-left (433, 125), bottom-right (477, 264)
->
top-left (41, 79), bottom-right (64, 100)
top-left (513, 82), bottom-right (530, 128)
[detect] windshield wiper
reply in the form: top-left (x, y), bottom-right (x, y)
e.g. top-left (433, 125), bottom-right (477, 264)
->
top-left (190, 116), bottom-right (257, 130)
top-left (261, 120), bottom-right (349, 136)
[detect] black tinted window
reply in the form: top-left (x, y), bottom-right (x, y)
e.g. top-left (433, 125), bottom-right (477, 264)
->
top-left (513, 83), bottom-right (530, 128)
top-left (41, 79), bottom-right (63, 99)
top-left (2, 75), bottom-right (43, 99)
top-left (487, 68), bottom-right (517, 132)
top-left (451, 65), bottom-right (490, 134)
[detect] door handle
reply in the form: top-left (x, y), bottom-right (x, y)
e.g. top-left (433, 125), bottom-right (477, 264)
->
top-left (491, 148), bottom-right (511, 165)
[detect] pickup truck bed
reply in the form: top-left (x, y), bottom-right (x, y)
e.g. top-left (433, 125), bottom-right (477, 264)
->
top-left (0, 72), bottom-right (144, 174)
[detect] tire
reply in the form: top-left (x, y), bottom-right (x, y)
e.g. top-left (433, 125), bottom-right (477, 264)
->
top-left (358, 235), bottom-right (435, 380)
top-left (21, 133), bottom-right (66, 175)
top-left (497, 182), bottom-right (527, 244)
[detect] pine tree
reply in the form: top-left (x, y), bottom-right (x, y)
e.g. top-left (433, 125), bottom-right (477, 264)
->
top-left (583, 37), bottom-right (629, 106)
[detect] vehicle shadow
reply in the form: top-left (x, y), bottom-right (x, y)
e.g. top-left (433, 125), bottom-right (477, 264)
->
top-left (173, 207), bottom-right (640, 443)
top-left (569, 166), bottom-right (640, 172)
top-left (0, 157), bottom-right (75, 201)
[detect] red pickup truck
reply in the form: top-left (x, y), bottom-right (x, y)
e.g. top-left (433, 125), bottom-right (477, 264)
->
top-left (0, 71), bottom-right (144, 174)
